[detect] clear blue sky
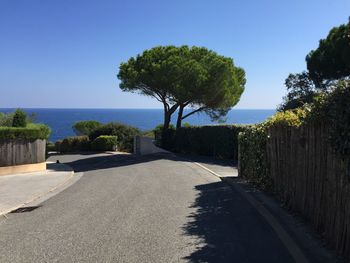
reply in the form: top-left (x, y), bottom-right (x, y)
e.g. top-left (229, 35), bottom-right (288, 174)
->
top-left (0, 0), bottom-right (349, 109)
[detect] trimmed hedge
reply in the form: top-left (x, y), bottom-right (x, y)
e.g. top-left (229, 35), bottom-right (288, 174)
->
top-left (59, 136), bottom-right (90, 153)
top-left (89, 122), bottom-right (141, 152)
top-left (0, 124), bottom-right (51, 140)
top-left (91, 135), bottom-right (118, 151)
top-left (159, 125), bottom-right (249, 160)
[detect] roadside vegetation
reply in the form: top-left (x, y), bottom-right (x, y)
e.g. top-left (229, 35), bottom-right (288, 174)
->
top-left (0, 109), bottom-right (50, 140)
top-left (54, 121), bottom-right (141, 153)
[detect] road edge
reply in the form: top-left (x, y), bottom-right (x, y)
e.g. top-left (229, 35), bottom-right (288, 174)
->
top-left (192, 161), bottom-right (309, 263)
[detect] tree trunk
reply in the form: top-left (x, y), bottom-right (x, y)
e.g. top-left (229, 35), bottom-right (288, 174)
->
top-left (176, 104), bottom-right (184, 129)
top-left (161, 107), bottom-right (171, 147)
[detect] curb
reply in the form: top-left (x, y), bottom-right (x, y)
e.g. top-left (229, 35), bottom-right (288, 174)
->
top-left (192, 161), bottom-right (309, 263)
top-left (0, 163), bottom-right (75, 217)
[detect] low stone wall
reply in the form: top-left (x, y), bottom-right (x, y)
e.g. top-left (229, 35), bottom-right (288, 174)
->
top-left (0, 139), bottom-right (46, 175)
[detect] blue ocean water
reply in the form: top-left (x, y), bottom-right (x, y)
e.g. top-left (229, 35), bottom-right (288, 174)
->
top-left (0, 108), bottom-right (275, 142)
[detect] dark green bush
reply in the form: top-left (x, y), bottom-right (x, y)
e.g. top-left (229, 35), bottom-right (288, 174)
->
top-left (73, 120), bottom-right (102, 136)
top-left (46, 141), bottom-right (56, 152)
top-left (0, 124), bottom-right (51, 140)
top-left (59, 136), bottom-right (90, 153)
top-left (159, 125), bottom-right (249, 160)
top-left (89, 122), bottom-right (141, 152)
top-left (91, 135), bottom-right (118, 151)
top-left (12, 109), bottom-right (27, 127)
top-left (238, 124), bottom-right (272, 190)
top-left (55, 140), bottom-right (63, 152)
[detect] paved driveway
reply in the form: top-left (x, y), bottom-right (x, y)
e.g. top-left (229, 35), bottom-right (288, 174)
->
top-left (0, 153), bottom-right (330, 262)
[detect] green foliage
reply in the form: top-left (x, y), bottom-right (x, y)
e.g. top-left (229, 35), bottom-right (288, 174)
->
top-left (0, 123), bottom-right (51, 140)
top-left (89, 122), bottom-right (141, 152)
top-left (72, 120), bottom-right (102, 136)
top-left (306, 18), bottom-right (350, 84)
top-left (238, 108), bottom-right (310, 190)
top-left (55, 140), bottom-right (63, 152)
top-left (0, 112), bottom-right (14, 126)
top-left (59, 136), bottom-right (90, 153)
top-left (279, 72), bottom-right (318, 111)
top-left (160, 125), bottom-right (249, 159)
top-left (12, 109), bottom-right (27, 127)
top-left (266, 107), bottom-right (309, 127)
top-left (153, 124), bottom-right (175, 136)
top-left (307, 80), bottom-right (350, 155)
top-left (46, 141), bottom-right (56, 152)
top-left (0, 111), bottom-right (36, 127)
top-left (91, 135), bottom-right (118, 151)
top-left (142, 130), bottom-right (155, 138)
top-left (117, 45), bottom-right (246, 130)
top-left (238, 124), bottom-right (272, 191)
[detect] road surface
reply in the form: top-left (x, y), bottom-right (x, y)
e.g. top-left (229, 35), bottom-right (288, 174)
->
top-left (0, 153), bottom-right (336, 262)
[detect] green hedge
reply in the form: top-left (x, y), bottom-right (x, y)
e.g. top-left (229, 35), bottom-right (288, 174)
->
top-left (91, 135), bottom-right (118, 151)
top-left (238, 108), bottom-right (307, 190)
top-left (160, 125), bottom-right (249, 160)
top-left (0, 124), bottom-right (51, 140)
top-left (238, 124), bottom-right (272, 190)
top-left (89, 122), bottom-right (141, 152)
top-left (59, 136), bottom-right (90, 153)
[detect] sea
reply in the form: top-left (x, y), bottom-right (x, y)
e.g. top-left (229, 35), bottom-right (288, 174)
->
top-left (0, 108), bottom-right (275, 142)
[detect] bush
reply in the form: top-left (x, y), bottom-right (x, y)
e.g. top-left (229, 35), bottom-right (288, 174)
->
top-left (159, 125), bottom-right (249, 160)
top-left (89, 122), bottom-right (141, 152)
top-left (46, 141), bottom-right (56, 152)
top-left (238, 108), bottom-right (308, 190)
top-left (55, 140), bottom-right (63, 152)
top-left (307, 80), bottom-right (350, 155)
top-left (91, 136), bottom-right (118, 151)
top-left (59, 136), bottom-right (90, 153)
top-left (12, 109), bottom-right (27, 127)
top-left (238, 124), bottom-right (272, 190)
top-left (72, 120), bottom-right (102, 136)
top-left (0, 123), bottom-right (51, 140)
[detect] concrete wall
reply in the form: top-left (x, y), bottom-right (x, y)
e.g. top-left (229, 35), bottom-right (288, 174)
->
top-left (0, 139), bottom-right (46, 167)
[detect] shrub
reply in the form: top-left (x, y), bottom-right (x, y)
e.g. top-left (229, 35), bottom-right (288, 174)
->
top-left (46, 141), bottom-right (56, 152)
top-left (72, 120), bottom-right (102, 136)
top-left (59, 136), bottom-right (90, 153)
top-left (307, 80), bottom-right (350, 155)
top-left (91, 135), bottom-right (118, 151)
top-left (0, 123), bottom-right (51, 140)
top-left (0, 112), bottom-right (14, 127)
top-left (153, 124), bottom-right (175, 147)
top-left (159, 125), bottom-right (249, 160)
top-left (12, 109), bottom-right (27, 127)
top-left (238, 124), bottom-right (272, 190)
top-left (55, 140), bottom-right (63, 152)
top-left (237, 107), bottom-right (309, 190)
top-left (89, 122), bottom-right (141, 152)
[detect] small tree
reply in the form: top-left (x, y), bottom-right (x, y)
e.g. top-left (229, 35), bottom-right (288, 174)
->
top-left (278, 72), bottom-right (317, 111)
top-left (12, 109), bottom-right (27, 127)
top-left (306, 18), bottom-right (350, 85)
top-left (73, 120), bottom-right (102, 136)
top-left (118, 45), bottom-right (246, 135)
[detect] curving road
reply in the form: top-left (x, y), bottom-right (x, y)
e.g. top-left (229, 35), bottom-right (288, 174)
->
top-left (0, 153), bottom-right (337, 262)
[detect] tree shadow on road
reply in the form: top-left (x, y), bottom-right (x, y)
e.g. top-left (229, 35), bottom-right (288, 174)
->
top-left (50, 152), bottom-right (236, 174)
top-left (182, 181), bottom-right (294, 263)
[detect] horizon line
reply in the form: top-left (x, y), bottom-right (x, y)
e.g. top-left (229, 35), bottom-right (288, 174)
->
top-left (0, 107), bottom-right (276, 110)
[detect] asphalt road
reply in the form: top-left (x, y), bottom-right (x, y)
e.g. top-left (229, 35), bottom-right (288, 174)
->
top-left (0, 153), bottom-right (309, 262)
